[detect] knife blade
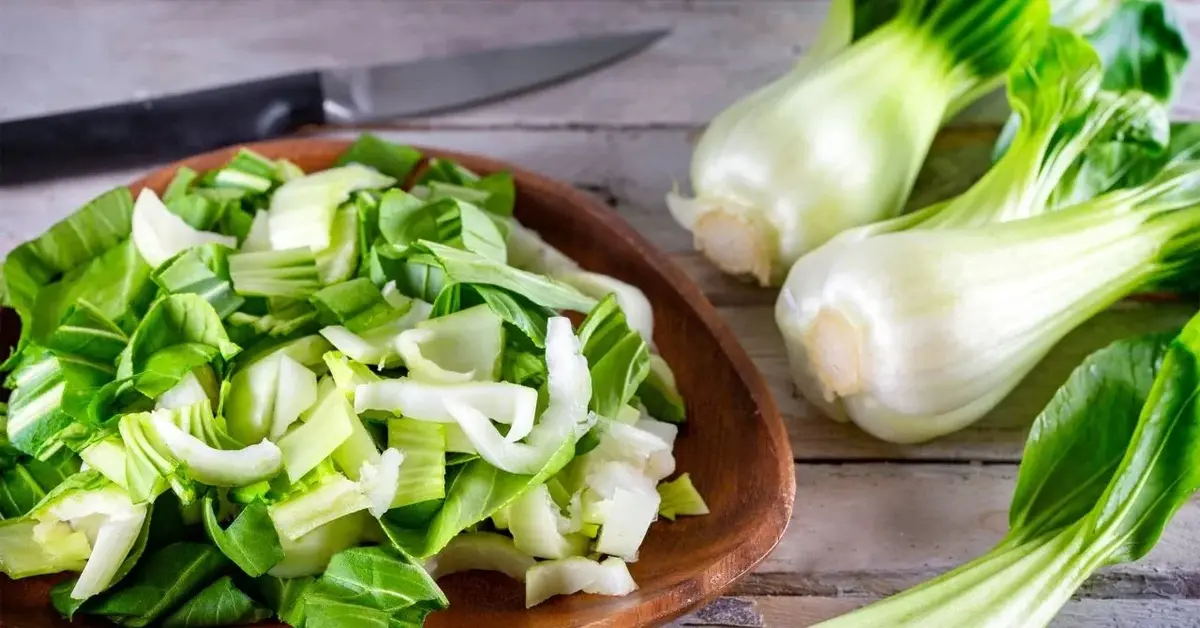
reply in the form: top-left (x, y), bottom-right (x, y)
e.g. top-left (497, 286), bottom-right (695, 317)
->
top-left (0, 30), bottom-right (667, 185)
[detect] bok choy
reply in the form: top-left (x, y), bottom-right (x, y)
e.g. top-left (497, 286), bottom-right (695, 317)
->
top-left (0, 134), bottom-right (702, 625)
top-left (775, 28), bottom-right (1196, 443)
top-left (668, 0), bottom-right (1050, 285)
top-left (818, 316), bottom-right (1200, 627)
top-left (778, 159), bottom-right (1200, 443)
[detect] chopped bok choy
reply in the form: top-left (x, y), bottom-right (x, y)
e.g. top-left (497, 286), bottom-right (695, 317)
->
top-left (0, 134), bottom-right (701, 625)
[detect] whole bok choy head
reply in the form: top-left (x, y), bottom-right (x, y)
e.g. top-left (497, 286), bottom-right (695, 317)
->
top-left (817, 320), bottom-right (1200, 628)
top-left (777, 157), bottom-right (1200, 444)
top-left (667, 0), bottom-right (1050, 285)
top-left (773, 27), bottom-right (1180, 444)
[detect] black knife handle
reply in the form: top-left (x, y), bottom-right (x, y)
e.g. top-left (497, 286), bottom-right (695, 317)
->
top-left (0, 71), bottom-right (326, 185)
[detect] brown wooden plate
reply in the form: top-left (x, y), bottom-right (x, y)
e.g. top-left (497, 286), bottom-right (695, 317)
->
top-left (0, 138), bottom-right (795, 628)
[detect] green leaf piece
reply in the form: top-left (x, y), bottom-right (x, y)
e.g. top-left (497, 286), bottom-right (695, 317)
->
top-left (2, 187), bottom-right (137, 366)
top-left (161, 575), bottom-right (273, 627)
top-left (202, 496), bottom-right (284, 577)
top-left (407, 241), bottom-right (594, 312)
top-left (86, 542), bottom-right (229, 627)
top-left (578, 295), bottom-right (651, 419)
top-left (153, 246), bottom-right (245, 319)
top-left (336, 134), bottom-right (423, 181)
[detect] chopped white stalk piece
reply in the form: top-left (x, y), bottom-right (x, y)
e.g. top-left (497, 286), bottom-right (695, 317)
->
top-left (0, 520), bottom-right (87, 578)
top-left (444, 424), bottom-right (478, 454)
top-left (382, 283), bottom-right (426, 311)
top-left (268, 475), bottom-right (372, 540)
top-left (324, 351), bottom-right (381, 399)
top-left (80, 437), bottom-right (129, 489)
top-left (71, 509), bottom-right (146, 600)
top-left (269, 513), bottom-right (368, 578)
top-left (333, 412), bottom-right (383, 481)
top-left (268, 164), bottom-right (394, 251)
top-left (592, 422), bottom-right (671, 470)
top-left (396, 305), bottom-right (504, 384)
top-left (595, 486), bottom-right (660, 561)
top-left (396, 329), bottom-right (474, 384)
top-left (636, 419), bottom-right (679, 481)
top-left (320, 326), bottom-right (397, 368)
top-left (387, 419), bottom-right (447, 507)
top-left (269, 355), bottom-right (318, 440)
top-left (156, 371), bottom-right (211, 410)
top-left (557, 271), bottom-right (655, 340)
top-left (615, 404), bottom-right (641, 425)
top-left (241, 210), bottom-right (273, 252)
top-left (586, 460), bottom-right (658, 499)
top-left (131, 189), bottom-right (236, 267)
top-left (525, 556), bottom-right (638, 608)
top-left (226, 336), bottom-right (332, 443)
top-left (30, 520), bottom-right (91, 563)
top-left (276, 390), bottom-right (354, 482)
top-left (316, 205), bottom-right (360, 284)
top-left (319, 302), bottom-right (431, 369)
top-left (508, 484), bottom-right (588, 559)
top-left (226, 354), bottom-right (283, 445)
top-left (504, 219), bottom-right (579, 276)
top-left (426, 532), bottom-right (537, 582)
top-left (579, 460), bottom-right (660, 560)
top-left (152, 415), bottom-right (284, 486)
top-left (355, 380), bottom-right (537, 429)
top-left (30, 483), bottom-right (148, 600)
top-left (442, 318), bottom-right (594, 474)
top-left (358, 448), bottom-right (404, 518)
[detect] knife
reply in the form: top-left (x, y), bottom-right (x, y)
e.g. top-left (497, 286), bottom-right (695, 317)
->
top-left (0, 30), bottom-right (666, 185)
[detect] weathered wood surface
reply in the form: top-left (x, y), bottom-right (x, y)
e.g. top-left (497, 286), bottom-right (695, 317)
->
top-left (669, 597), bottom-right (1200, 627)
top-left (5, 1), bottom-right (1200, 626)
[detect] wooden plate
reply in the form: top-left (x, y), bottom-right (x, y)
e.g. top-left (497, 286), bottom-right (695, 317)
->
top-left (0, 139), bottom-right (795, 628)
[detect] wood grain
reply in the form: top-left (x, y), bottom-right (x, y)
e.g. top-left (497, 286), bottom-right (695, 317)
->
top-left (0, 138), bottom-right (796, 628)
top-left (670, 596), bottom-right (1200, 627)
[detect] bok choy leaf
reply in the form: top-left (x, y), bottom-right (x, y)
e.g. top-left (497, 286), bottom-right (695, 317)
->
top-left (818, 318), bottom-right (1200, 628)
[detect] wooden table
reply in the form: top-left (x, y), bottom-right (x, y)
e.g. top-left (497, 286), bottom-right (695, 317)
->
top-left (4, 2), bottom-right (1200, 626)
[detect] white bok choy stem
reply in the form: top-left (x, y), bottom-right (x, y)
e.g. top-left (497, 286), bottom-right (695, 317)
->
top-left (668, 0), bottom-right (1049, 285)
top-left (443, 317), bottom-right (594, 474)
top-left (425, 532), bottom-right (537, 582)
top-left (777, 160), bottom-right (1200, 443)
top-left (152, 416), bottom-right (284, 487)
top-left (354, 379), bottom-right (538, 441)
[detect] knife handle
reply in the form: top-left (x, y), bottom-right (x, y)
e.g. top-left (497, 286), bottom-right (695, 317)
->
top-left (0, 71), bottom-right (326, 185)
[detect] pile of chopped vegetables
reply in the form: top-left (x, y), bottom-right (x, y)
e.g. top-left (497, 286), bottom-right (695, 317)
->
top-left (0, 134), bottom-right (707, 626)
